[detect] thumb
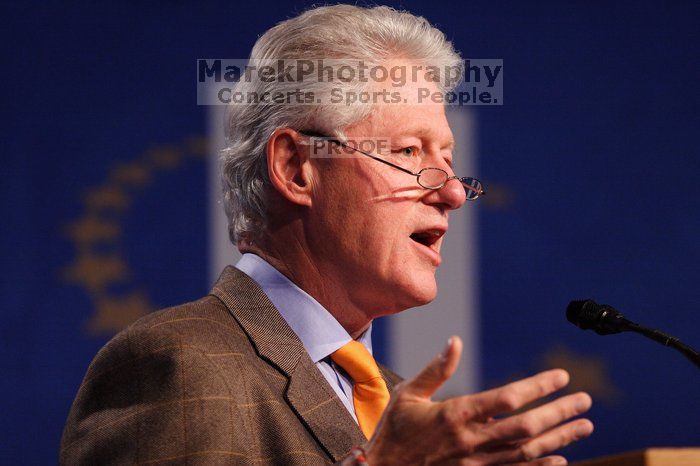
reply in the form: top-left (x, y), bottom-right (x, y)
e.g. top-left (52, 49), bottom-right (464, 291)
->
top-left (403, 336), bottom-right (462, 399)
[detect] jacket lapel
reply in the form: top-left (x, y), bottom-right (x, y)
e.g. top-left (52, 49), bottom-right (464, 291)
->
top-left (210, 266), bottom-right (366, 462)
top-left (378, 363), bottom-right (403, 392)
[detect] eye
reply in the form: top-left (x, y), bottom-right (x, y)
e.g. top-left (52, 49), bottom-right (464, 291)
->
top-left (397, 146), bottom-right (420, 157)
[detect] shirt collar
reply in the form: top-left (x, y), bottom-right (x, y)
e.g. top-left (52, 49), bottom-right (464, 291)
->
top-left (235, 253), bottom-right (373, 363)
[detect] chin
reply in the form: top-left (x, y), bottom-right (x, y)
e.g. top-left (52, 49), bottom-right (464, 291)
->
top-left (412, 283), bottom-right (438, 306)
top-left (364, 257), bottom-right (440, 315)
top-left (392, 272), bottom-right (438, 311)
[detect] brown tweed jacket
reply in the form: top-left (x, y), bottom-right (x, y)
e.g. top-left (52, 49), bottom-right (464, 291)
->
top-left (60, 266), bottom-right (402, 465)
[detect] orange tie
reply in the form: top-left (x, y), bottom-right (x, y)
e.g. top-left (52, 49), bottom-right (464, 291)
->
top-left (331, 340), bottom-right (390, 439)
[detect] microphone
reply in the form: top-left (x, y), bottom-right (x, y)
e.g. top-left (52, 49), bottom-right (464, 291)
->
top-left (567, 299), bottom-right (700, 370)
top-left (566, 299), bottom-right (632, 335)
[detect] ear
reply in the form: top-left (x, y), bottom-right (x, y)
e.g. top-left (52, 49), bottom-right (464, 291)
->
top-left (266, 128), bottom-right (314, 207)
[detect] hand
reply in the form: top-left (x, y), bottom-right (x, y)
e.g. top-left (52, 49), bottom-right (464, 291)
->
top-left (364, 336), bottom-right (593, 466)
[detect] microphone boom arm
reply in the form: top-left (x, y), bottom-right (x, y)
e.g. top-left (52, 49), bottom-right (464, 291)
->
top-left (567, 299), bottom-right (700, 370)
top-left (624, 321), bottom-right (700, 369)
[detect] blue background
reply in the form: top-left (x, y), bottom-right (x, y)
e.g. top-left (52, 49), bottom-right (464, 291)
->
top-left (2, 1), bottom-right (698, 463)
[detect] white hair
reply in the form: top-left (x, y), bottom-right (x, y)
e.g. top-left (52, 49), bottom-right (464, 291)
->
top-left (221, 4), bottom-right (462, 243)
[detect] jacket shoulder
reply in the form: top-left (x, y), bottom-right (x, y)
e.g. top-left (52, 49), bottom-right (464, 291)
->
top-left (60, 294), bottom-right (267, 465)
top-left (118, 293), bottom-right (248, 354)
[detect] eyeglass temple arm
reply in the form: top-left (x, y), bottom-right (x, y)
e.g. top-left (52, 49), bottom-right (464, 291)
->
top-left (298, 130), bottom-right (418, 177)
top-left (300, 131), bottom-right (486, 196)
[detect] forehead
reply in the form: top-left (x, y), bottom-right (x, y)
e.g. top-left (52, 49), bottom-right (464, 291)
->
top-left (346, 59), bottom-right (453, 144)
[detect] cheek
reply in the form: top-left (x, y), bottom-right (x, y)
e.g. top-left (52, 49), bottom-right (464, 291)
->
top-left (312, 170), bottom-right (382, 237)
top-left (346, 207), bottom-right (403, 263)
top-left (310, 183), bottom-right (373, 260)
top-left (311, 164), bottom-right (417, 270)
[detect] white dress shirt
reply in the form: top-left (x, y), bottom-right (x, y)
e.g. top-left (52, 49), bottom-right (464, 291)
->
top-left (235, 253), bottom-right (373, 422)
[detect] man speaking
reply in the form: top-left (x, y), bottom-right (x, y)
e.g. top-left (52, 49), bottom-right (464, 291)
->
top-left (61, 5), bottom-right (593, 465)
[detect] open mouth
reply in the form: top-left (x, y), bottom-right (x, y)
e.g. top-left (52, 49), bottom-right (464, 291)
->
top-left (409, 229), bottom-right (445, 248)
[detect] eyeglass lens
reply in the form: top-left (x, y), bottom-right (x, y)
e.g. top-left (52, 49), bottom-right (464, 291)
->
top-left (417, 169), bottom-right (483, 200)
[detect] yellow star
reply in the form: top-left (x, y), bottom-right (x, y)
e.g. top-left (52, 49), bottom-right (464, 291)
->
top-left (185, 136), bottom-right (208, 157)
top-left (83, 185), bottom-right (130, 211)
top-left (64, 216), bottom-right (121, 244)
top-left (86, 292), bottom-right (152, 335)
top-left (63, 253), bottom-right (129, 292)
top-left (147, 147), bottom-right (182, 169)
top-left (111, 162), bottom-right (151, 186)
top-left (540, 345), bottom-right (621, 403)
top-left (481, 183), bottom-right (515, 210)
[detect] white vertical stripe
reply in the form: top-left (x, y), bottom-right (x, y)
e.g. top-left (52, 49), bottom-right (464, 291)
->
top-left (207, 103), bottom-right (241, 286)
top-left (387, 108), bottom-right (480, 398)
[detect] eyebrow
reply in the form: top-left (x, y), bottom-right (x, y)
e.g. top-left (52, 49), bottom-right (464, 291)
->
top-left (393, 127), bottom-right (455, 150)
top-left (392, 128), bottom-right (455, 169)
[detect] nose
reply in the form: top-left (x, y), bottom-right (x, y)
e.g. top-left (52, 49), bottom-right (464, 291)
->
top-left (424, 176), bottom-right (467, 211)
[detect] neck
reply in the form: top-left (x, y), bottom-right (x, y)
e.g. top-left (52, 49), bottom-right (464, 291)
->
top-left (239, 228), bottom-right (373, 340)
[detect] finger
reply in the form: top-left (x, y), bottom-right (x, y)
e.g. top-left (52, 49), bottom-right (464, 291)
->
top-left (518, 419), bottom-right (593, 462)
top-left (504, 455), bottom-right (568, 466)
top-left (402, 336), bottom-right (462, 398)
top-left (451, 451), bottom-right (568, 466)
top-left (464, 369), bottom-right (570, 420)
top-left (479, 392), bottom-right (592, 443)
top-left (477, 419), bottom-right (592, 465)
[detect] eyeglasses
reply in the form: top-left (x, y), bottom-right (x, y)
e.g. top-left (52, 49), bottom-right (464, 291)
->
top-left (298, 131), bottom-right (486, 201)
